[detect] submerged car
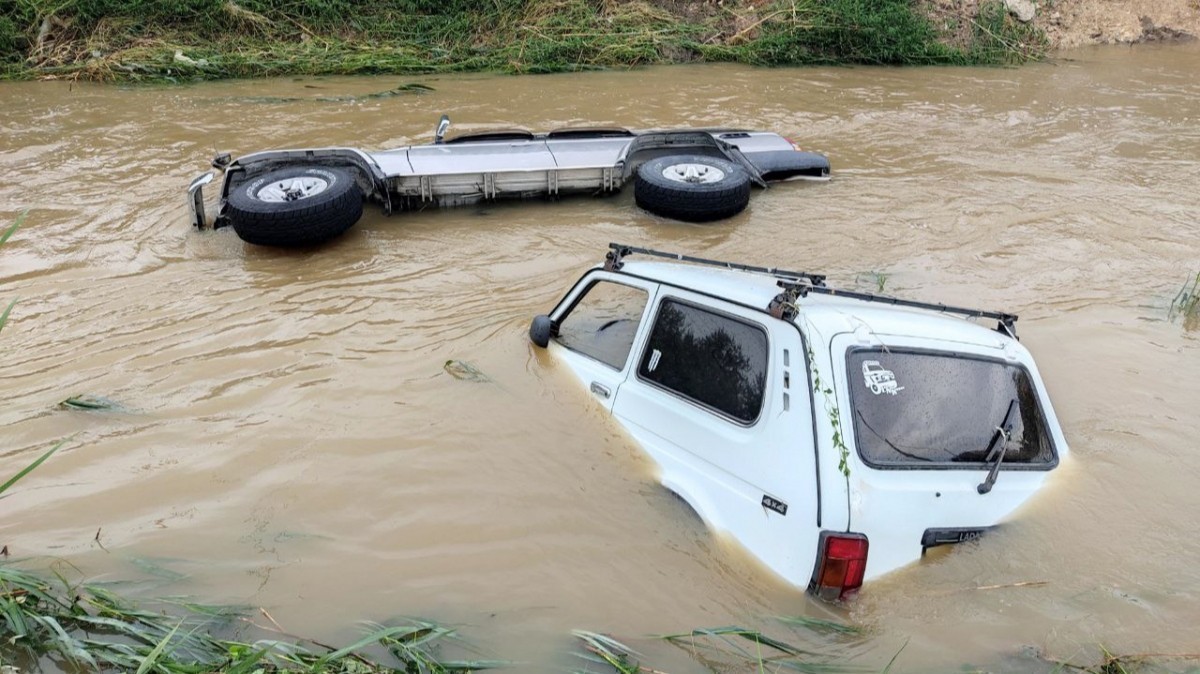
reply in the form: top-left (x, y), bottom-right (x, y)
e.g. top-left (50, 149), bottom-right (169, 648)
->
top-left (187, 116), bottom-right (830, 247)
top-left (529, 244), bottom-right (1068, 599)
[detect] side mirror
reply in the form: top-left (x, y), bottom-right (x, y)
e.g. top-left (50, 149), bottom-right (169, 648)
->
top-left (529, 315), bottom-right (555, 348)
top-left (434, 114), bottom-right (450, 144)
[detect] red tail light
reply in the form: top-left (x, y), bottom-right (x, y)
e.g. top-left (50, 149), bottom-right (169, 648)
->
top-left (809, 531), bottom-right (869, 601)
top-left (784, 136), bottom-right (803, 151)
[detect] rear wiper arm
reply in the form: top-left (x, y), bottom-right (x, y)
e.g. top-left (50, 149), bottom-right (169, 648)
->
top-left (977, 398), bottom-right (1018, 495)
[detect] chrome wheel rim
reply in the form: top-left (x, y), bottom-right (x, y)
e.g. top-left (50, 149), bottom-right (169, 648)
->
top-left (256, 176), bottom-right (330, 202)
top-left (662, 163), bottom-right (726, 184)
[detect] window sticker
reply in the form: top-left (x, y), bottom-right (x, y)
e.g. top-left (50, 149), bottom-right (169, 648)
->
top-left (861, 360), bottom-right (904, 396)
top-left (648, 348), bottom-right (662, 372)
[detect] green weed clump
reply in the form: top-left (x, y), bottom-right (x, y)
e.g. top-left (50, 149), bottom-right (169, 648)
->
top-left (0, 564), bottom-right (502, 673)
top-left (0, 0), bottom-right (1048, 82)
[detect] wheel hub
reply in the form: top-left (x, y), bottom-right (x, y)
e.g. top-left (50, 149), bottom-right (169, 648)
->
top-left (662, 163), bottom-right (725, 184)
top-left (256, 176), bottom-right (330, 203)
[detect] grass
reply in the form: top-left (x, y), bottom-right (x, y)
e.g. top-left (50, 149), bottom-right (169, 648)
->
top-left (572, 617), bottom-right (872, 674)
top-left (0, 211), bottom-right (65, 503)
top-left (1168, 270), bottom-right (1200, 328)
top-left (659, 625), bottom-right (867, 673)
top-left (0, 563), bottom-right (504, 673)
top-left (0, 212), bottom-right (23, 339)
top-left (0, 0), bottom-right (1050, 82)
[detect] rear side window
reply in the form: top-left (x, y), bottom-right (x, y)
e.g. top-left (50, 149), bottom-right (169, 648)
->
top-left (637, 300), bottom-right (768, 423)
top-left (847, 349), bottom-right (1056, 468)
top-left (555, 280), bottom-right (648, 370)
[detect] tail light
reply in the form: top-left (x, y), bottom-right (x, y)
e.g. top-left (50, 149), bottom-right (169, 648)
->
top-left (784, 136), bottom-right (803, 151)
top-left (809, 531), bottom-right (869, 601)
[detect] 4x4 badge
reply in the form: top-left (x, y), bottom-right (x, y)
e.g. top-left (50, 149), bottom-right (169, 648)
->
top-left (762, 495), bottom-right (788, 516)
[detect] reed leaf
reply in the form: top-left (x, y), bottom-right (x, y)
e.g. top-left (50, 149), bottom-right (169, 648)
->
top-left (0, 298), bottom-right (15, 336)
top-left (0, 440), bottom-right (64, 497)
top-left (571, 630), bottom-right (641, 674)
top-left (136, 619), bottom-right (182, 674)
top-left (0, 211), bottom-right (21, 245)
top-left (777, 615), bottom-right (865, 636)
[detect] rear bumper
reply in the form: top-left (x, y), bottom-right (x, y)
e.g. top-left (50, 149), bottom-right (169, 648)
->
top-left (187, 172), bottom-right (215, 229)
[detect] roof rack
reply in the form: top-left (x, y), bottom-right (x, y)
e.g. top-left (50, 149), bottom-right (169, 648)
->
top-left (779, 281), bottom-right (1018, 337)
top-left (604, 243), bottom-right (1019, 338)
top-left (605, 243), bottom-right (827, 287)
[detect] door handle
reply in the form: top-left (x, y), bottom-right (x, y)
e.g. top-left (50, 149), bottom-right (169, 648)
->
top-left (590, 382), bottom-right (611, 399)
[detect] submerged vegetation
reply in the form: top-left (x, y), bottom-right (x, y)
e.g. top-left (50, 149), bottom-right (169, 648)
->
top-left (0, 564), bottom-right (504, 673)
top-left (1, 570), bottom-right (877, 674)
top-left (1168, 270), bottom-right (1200, 329)
top-left (1, 563), bottom-right (1198, 674)
top-left (0, 0), bottom-right (1048, 82)
top-left (1, 212), bottom-right (65, 504)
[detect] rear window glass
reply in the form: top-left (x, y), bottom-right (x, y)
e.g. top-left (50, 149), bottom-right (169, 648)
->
top-left (847, 349), bottom-right (1056, 468)
top-left (554, 280), bottom-right (648, 370)
top-left (637, 300), bottom-right (768, 423)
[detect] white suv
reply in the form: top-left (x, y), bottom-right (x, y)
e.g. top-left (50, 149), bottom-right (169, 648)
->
top-left (529, 245), bottom-right (1068, 600)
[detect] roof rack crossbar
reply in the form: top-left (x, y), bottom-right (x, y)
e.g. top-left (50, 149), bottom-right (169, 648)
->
top-left (606, 243), bottom-right (826, 286)
top-left (788, 282), bottom-right (1019, 336)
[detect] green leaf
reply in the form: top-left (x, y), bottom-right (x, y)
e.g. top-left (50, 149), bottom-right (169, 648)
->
top-left (0, 440), bottom-right (65, 497)
top-left (136, 619), bottom-right (182, 674)
top-left (0, 211), bottom-right (22, 245)
top-left (0, 298), bottom-right (16, 337)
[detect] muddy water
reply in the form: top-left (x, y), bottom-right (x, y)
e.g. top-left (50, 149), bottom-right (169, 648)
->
top-left (3, 43), bottom-right (1199, 672)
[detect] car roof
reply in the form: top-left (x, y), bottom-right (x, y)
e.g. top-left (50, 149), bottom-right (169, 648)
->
top-left (614, 260), bottom-right (1015, 349)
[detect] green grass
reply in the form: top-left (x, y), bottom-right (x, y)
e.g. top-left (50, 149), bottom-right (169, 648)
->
top-left (0, 563), bottom-right (504, 673)
top-left (0, 0), bottom-right (1049, 82)
top-left (0, 211), bottom-right (64, 502)
top-left (1169, 270), bottom-right (1200, 327)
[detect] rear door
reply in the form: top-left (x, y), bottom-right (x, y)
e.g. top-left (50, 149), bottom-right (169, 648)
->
top-left (829, 333), bottom-right (1063, 579)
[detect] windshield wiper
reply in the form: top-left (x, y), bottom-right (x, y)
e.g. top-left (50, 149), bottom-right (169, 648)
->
top-left (977, 398), bottom-right (1018, 495)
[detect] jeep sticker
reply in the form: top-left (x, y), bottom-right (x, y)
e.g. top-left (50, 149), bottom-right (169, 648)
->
top-left (861, 360), bottom-right (903, 395)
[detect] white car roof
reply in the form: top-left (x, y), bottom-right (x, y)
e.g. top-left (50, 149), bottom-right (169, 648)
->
top-left (615, 260), bottom-right (1016, 351)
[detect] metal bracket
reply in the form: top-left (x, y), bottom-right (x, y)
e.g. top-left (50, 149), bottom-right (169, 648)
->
top-left (604, 245), bottom-right (630, 271)
top-left (997, 316), bottom-right (1019, 340)
top-left (724, 142), bottom-right (769, 189)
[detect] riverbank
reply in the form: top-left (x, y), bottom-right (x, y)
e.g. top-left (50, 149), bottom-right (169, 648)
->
top-left (2, 1), bottom-right (1197, 82)
top-left (0, 0), bottom-right (1046, 82)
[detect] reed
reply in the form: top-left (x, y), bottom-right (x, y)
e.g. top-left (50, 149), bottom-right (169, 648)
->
top-left (0, 212), bottom-right (65, 501)
top-left (1169, 270), bottom-right (1200, 327)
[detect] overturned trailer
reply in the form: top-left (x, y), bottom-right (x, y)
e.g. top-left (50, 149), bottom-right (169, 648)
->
top-left (188, 115), bottom-right (831, 247)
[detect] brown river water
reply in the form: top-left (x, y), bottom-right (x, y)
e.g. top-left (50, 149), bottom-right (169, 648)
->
top-left (3, 43), bottom-right (1199, 672)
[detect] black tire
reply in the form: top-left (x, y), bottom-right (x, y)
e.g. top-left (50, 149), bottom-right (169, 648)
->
top-left (227, 166), bottom-right (364, 247)
top-left (634, 154), bottom-right (751, 223)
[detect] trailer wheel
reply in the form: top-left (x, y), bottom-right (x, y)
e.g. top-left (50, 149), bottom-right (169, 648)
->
top-left (226, 166), bottom-right (364, 247)
top-left (634, 155), bottom-right (751, 223)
